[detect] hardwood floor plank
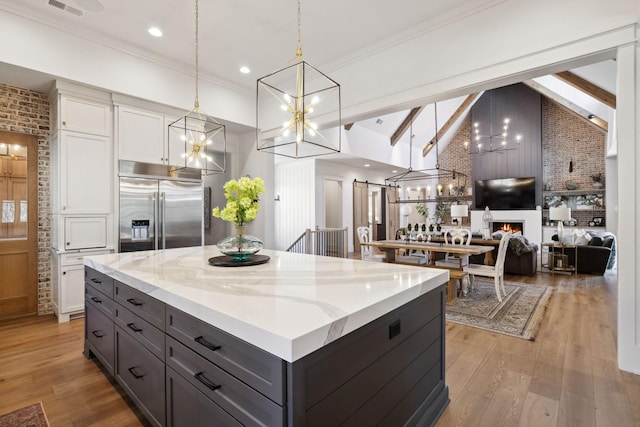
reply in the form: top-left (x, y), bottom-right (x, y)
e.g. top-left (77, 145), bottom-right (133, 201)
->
top-left (558, 390), bottom-right (596, 427)
top-left (517, 392), bottom-right (559, 427)
top-left (477, 370), bottom-right (531, 427)
top-left (593, 385), bottom-right (635, 427)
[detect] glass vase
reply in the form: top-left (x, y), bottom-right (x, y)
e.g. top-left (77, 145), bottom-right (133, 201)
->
top-left (217, 225), bottom-right (263, 261)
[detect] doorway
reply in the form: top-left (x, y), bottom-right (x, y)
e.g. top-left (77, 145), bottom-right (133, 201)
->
top-left (324, 179), bottom-right (343, 228)
top-left (0, 131), bottom-right (38, 319)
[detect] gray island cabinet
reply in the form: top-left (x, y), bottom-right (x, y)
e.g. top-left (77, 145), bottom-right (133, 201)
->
top-left (83, 246), bottom-right (450, 426)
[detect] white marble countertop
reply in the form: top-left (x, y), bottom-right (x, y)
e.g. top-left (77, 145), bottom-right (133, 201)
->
top-left (84, 246), bottom-right (449, 362)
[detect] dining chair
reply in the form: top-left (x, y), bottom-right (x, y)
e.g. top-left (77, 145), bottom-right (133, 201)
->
top-left (435, 228), bottom-right (472, 269)
top-left (464, 231), bottom-right (512, 302)
top-left (357, 226), bottom-right (385, 262)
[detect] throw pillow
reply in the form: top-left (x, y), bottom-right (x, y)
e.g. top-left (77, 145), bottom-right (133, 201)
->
top-left (589, 235), bottom-right (604, 246)
top-left (603, 236), bottom-right (614, 248)
top-left (574, 229), bottom-right (589, 246)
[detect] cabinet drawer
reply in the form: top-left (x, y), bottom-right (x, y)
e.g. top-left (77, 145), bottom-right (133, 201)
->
top-left (167, 337), bottom-right (284, 427)
top-left (85, 302), bottom-right (114, 375)
top-left (115, 281), bottom-right (165, 330)
top-left (116, 304), bottom-right (165, 360)
top-left (116, 327), bottom-right (165, 427)
top-left (85, 267), bottom-right (114, 298)
top-left (166, 366), bottom-right (242, 427)
top-left (166, 307), bottom-right (285, 405)
top-left (63, 250), bottom-right (112, 266)
top-left (86, 284), bottom-right (114, 319)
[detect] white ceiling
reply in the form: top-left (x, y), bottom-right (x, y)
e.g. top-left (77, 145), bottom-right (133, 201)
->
top-left (0, 0), bottom-right (477, 93)
top-left (0, 0), bottom-right (618, 173)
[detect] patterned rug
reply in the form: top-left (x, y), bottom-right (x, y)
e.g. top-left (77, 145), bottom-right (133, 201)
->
top-left (446, 278), bottom-right (553, 340)
top-left (0, 402), bottom-right (50, 427)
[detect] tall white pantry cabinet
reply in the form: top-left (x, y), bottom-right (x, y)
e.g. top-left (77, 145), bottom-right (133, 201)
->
top-left (50, 81), bottom-right (114, 322)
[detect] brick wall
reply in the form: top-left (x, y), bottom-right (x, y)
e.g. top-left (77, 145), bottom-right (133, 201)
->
top-left (0, 84), bottom-right (51, 315)
top-left (438, 97), bottom-right (605, 226)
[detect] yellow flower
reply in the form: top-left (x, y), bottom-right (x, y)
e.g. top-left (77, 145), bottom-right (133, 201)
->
top-left (212, 176), bottom-right (265, 226)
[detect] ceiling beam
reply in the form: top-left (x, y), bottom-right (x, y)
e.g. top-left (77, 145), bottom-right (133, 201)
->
top-left (553, 71), bottom-right (616, 109)
top-left (390, 106), bottom-right (424, 146)
top-left (344, 123), bottom-right (354, 131)
top-left (422, 93), bottom-right (480, 157)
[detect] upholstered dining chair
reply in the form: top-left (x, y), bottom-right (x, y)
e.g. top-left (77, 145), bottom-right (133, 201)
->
top-left (464, 231), bottom-right (512, 302)
top-left (357, 226), bottom-right (385, 262)
top-left (435, 228), bottom-right (472, 269)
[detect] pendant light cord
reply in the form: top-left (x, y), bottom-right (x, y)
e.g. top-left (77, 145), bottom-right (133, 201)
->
top-left (194, 0), bottom-right (200, 108)
top-left (296, 0), bottom-right (302, 58)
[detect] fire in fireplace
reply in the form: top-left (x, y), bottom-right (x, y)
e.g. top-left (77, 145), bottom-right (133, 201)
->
top-left (493, 221), bottom-right (524, 234)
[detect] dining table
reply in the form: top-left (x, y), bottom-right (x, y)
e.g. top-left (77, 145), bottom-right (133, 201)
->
top-left (362, 240), bottom-right (494, 305)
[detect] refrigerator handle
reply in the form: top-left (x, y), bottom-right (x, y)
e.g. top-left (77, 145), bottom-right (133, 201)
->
top-left (153, 191), bottom-right (159, 250)
top-left (160, 191), bottom-right (166, 249)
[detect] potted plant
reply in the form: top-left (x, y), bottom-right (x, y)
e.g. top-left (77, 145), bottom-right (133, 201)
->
top-left (434, 203), bottom-right (448, 232)
top-left (591, 173), bottom-right (604, 189)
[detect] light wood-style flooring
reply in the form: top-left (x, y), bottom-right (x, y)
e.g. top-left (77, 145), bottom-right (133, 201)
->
top-left (0, 271), bottom-right (638, 426)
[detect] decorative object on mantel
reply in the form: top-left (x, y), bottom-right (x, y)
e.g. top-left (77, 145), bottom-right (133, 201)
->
top-left (446, 278), bottom-right (553, 341)
top-left (167, 0), bottom-right (226, 175)
top-left (256, 0), bottom-right (341, 159)
top-left (481, 206), bottom-right (493, 239)
top-left (386, 103), bottom-right (468, 204)
top-left (212, 177), bottom-right (265, 262)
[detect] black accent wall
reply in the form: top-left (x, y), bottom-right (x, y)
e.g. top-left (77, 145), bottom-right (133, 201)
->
top-left (471, 83), bottom-right (543, 209)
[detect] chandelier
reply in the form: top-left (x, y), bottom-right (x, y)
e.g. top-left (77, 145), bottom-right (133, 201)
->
top-left (167, 0), bottom-right (226, 174)
top-left (256, 0), bottom-right (341, 159)
top-left (464, 93), bottom-right (522, 155)
top-left (386, 103), bottom-right (468, 204)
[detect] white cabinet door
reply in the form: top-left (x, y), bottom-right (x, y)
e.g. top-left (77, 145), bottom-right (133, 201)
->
top-left (60, 131), bottom-right (111, 214)
top-left (64, 217), bottom-right (107, 250)
top-left (61, 265), bottom-right (85, 315)
top-left (118, 106), bottom-right (165, 164)
top-left (60, 96), bottom-right (111, 136)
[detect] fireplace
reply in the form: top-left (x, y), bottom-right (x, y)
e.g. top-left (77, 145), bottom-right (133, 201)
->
top-left (493, 221), bottom-right (524, 234)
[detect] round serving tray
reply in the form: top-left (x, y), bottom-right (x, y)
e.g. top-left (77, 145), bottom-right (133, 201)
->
top-left (208, 254), bottom-right (271, 267)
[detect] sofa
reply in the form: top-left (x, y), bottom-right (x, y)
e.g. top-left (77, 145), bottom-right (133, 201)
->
top-left (468, 233), bottom-right (538, 276)
top-left (552, 230), bottom-right (616, 275)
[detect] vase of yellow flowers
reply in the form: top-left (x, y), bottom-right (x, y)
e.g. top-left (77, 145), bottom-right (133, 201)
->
top-left (212, 176), bottom-right (265, 261)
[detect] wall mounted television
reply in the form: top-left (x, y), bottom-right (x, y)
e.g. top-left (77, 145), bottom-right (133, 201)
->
top-left (475, 177), bottom-right (536, 210)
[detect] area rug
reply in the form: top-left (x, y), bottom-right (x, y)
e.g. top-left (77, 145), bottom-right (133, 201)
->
top-left (446, 278), bottom-right (553, 340)
top-left (0, 402), bottom-right (50, 427)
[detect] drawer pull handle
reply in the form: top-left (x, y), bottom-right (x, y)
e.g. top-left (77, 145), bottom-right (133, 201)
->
top-left (195, 336), bottom-right (221, 352)
top-left (195, 372), bottom-right (221, 391)
top-left (126, 298), bottom-right (143, 307)
top-left (128, 366), bottom-right (145, 379)
top-left (127, 323), bottom-right (143, 333)
top-left (92, 330), bottom-right (105, 338)
top-left (91, 278), bottom-right (102, 284)
top-left (91, 296), bottom-right (102, 304)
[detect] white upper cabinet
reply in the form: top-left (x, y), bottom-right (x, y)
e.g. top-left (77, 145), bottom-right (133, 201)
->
top-left (117, 106), bottom-right (165, 164)
top-left (60, 96), bottom-right (111, 136)
top-left (59, 131), bottom-right (111, 214)
top-left (117, 105), bottom-right (187, 166)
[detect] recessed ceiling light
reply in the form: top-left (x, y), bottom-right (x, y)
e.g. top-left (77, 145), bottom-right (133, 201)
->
top-left (392, 170), bottom-right (397, 173)
top-left (240, 66), bottom-right (251, 74)
top-left (364, 164), bottom-right (370, 167)
top-left (148, 27), bottom-right (163, 37)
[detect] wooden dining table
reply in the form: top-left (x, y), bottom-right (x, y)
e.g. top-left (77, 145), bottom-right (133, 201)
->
top-left (362, 240), bottom-right (494, 305)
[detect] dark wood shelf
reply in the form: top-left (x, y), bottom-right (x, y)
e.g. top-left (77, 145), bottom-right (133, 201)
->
top-left (543, 189), bottom-right (605, 196)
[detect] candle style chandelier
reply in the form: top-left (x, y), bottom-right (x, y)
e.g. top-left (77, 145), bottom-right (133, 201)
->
top-left (464, 93), bottom-right (522, 155)
top-left (386, 103), bottom-right (467, 204)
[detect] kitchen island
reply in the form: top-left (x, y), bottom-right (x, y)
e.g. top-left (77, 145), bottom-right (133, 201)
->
top-left (83, 246), bottom-right (450, 426)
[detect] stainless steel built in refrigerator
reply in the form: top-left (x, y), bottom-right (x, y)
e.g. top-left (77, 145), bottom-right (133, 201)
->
top-left (119, 161), bottom-right (203, 252)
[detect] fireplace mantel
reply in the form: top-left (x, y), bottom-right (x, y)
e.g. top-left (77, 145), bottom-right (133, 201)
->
top-left (470, 209), bottom-right (542, 249)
